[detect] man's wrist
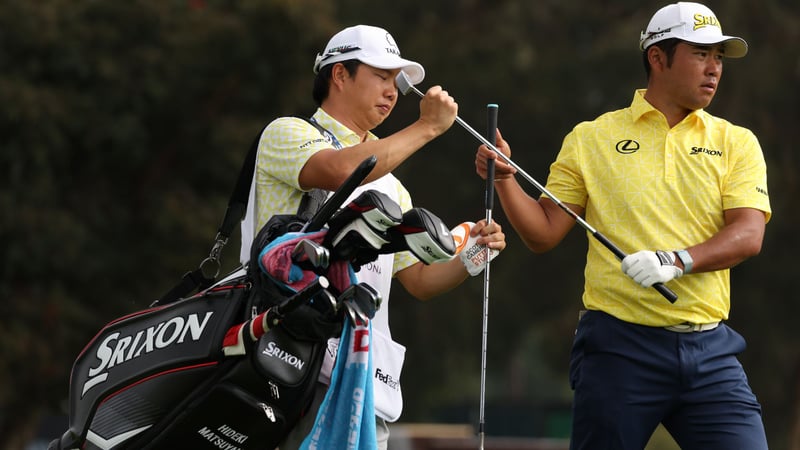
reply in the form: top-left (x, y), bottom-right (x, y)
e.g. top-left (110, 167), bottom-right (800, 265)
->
top-left (674, 249), bottom-right (693, 274)
top-left (655, 250), bottom-right (676, 266)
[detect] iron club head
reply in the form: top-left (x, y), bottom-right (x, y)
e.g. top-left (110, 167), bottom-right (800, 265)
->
top-left (337, 282), bottom-right (382, 326)
top-left (291, 238), bottom-right (330, 269)
top-left (342, 302), bottom-right (360, 327)
top-left (395, 71), bottom-right (423, 97)
top-left (352, 282), bottom-right (381, 319)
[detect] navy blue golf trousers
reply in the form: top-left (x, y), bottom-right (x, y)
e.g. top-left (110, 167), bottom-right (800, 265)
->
top-left (568, 310), bottom-right (768, 450)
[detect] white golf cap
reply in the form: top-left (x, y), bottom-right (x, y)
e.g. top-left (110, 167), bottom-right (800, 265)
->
top-left (639, 2), bottom-right (748, 58)
top-left (313, 25), bottom-right (425, 84)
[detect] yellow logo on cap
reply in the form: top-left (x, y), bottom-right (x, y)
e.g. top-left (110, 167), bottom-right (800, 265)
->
top-left (693, 13), bottom-right (721, 31)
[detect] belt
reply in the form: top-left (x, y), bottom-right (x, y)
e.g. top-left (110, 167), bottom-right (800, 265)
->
top-left (663, 321), bottom-right (720, 333)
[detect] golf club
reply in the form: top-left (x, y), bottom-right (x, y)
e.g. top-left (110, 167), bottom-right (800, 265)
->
top-left (291, 238), bottom-right (330, 269)
top-left (351, 282), bottom-right (382, 319)
top-left (478, 103), bottom-right (498, 450)
top-left (395, 71), bottom-right (677, 303)
top-left (269, 276), bottom-right (331, 327)
top-left (337, 283), bottom-right (382, 326)
top-left (302, 155), bottom-right (378, 233)
top-left (314, 288), bottom-right (339, 314)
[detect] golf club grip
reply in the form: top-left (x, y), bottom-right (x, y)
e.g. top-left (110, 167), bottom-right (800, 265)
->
top-left (592, 231), bottom-right (678, 303)
top-left (305, 155), bottom-right (377, 232)
top-left (486, 104), bottom-right (498, 211)
top-left (277, 276), bottom-right (330, 315)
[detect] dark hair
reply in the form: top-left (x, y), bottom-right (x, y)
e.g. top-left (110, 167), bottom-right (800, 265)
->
top-left (312, 60), bottom-right (362, 106)
top-left (642, 38), bottom-right (681, 79)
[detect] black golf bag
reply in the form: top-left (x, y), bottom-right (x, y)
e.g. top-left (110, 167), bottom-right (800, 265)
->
top-left (48, 117), bottom-right (383, 450)
top-left (50, 272), bottom-right (332, 450)
top-left (49, 120), bottom-right (459, 449)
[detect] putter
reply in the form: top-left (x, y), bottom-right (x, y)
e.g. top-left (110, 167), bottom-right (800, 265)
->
top-left (291, 238), bottom-right (330, 269)
top-left (477, 103), bottom-right (498, 450)
top-left (395, 71), bottom-right (677, 303)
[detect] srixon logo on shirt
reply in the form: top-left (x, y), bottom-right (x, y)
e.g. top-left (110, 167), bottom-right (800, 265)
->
top-left (690, 146), bottom-right (723, 157)
top-left (81, 312), bottom-right (214, 396)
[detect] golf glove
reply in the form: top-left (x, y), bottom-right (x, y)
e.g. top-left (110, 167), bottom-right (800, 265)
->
top-left (621, 250), bottom-right (683, 288)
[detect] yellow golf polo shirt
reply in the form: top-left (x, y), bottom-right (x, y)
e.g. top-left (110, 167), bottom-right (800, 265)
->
top-left (545, 90), bottom-right (771, 326)
top-left (254, 108), bottom-right (417, 276)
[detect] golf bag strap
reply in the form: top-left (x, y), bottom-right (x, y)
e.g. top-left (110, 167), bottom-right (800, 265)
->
top-left (296, 189), bottom-right (328, 223)
top-left (156, 268), bottom-right (210, 307)
top-left (155, 117), bottom-right (334, 305)
top-left (294, 116), bottom-right (341, 224)
top-left (220, 116), bottom-right (337, 244)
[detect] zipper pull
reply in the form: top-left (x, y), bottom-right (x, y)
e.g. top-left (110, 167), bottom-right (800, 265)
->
top-left (259, 403), bottom-right (276, 423)
top-left (268, 380), bottom-right (280, 400)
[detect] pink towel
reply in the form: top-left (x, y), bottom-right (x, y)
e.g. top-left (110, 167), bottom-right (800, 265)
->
top-left (258, 230), bottom-right (353, 295)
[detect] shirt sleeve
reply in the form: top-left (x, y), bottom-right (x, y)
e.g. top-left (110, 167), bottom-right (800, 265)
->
top-left (544, 127), bottom-right (588, 207)
top-left (259, 116), bottom-right (334, 190)
top-left (722, 127), bottom-right (772, 222)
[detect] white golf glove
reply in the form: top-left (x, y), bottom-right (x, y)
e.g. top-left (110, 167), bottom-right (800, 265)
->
top-left (621, 250), bottom-right (683, 288)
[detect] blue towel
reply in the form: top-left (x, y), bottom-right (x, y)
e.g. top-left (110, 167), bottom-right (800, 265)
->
top-left (300, 320), bottom-right (377, 450)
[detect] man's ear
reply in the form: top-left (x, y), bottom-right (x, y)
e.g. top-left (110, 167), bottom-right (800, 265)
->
top-left (648, 46), bottom-right (664, 71)
top-left (331, 63), bottom-right (349, 86)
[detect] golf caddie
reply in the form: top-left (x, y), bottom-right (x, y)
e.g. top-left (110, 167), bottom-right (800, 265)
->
top-left (240, 25), bottom-right (506, 449)
top-left (475, 2), bottom-right (770, 449)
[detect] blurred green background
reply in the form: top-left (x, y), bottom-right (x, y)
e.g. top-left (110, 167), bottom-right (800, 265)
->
top-left (2, 0), bottom-right (799, 448)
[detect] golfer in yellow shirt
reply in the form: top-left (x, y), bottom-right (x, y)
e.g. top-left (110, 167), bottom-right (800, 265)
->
top-left (475, 2), bottom-right (770, 449)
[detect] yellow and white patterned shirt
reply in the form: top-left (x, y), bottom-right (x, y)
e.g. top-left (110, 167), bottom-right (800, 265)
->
top-left (545, 89), bottom-right (771, 326)
top-left (253, 108), bottom-right (418, 280)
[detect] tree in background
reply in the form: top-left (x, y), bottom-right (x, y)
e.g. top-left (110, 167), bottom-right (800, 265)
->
top-left (2, 0), bottom-right (799, 448)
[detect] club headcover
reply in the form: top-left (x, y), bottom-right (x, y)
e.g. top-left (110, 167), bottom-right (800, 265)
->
top-left (324, 189), bottom-right (403, 265)
top-left (328, 218), bottom-right (388, 262)
top-left (382, 207), bottom-right (456, 264)
top-left (327, 189), bottom-right (403, 234)
top-left (450, 221), bottom-right (500, 276)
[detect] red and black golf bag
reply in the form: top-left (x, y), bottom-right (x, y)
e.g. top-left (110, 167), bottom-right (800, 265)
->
top-left (48, 119), bottom-right (379, 450)
top-left (49, 118), bottom-right (459, 450)
top-left (50, 273), bottom-right (334, 450)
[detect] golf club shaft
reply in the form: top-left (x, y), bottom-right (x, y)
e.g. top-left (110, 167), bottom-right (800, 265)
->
top-left (479, 104), bottom-right (498, 450)
top-left (277, 276), bottom-right (330, 315)
top-left (485, 106), bottom-right (497, 218)
top-left (263, 276), bottom-right (331, 329)
top-left (303, 155), bottom-right (377, 232)
top-left (400, 81), bottom-right (676, 303)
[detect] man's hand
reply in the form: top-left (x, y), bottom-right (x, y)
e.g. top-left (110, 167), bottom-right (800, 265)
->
top-left (621, 250), bottom-right (683, 288)
top-left (453, 220), bottom-right (505, 276)
top-left (475, 129), bottom-right (516, 181)
top-left (418, 85), bottom-right (457, 136)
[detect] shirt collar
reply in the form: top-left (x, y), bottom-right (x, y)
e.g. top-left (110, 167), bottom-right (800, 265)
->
top-left (311, 108), bottom-right (379, 146)
top-left (631, 89), bottom-right (709, 128)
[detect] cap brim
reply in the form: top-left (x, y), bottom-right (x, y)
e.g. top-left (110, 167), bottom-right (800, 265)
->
top-left (688, 36), bottom-right (748, 58)
top-left (361, 56), bottom-right (425, 84)
top-left (721, 37), bottom-right (748, 58)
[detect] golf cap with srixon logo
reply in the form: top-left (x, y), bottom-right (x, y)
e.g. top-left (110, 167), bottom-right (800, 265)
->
top-left (639, 2), bottom-right (748, 58)
top-left (313, 25), bottom-right (425, 84)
